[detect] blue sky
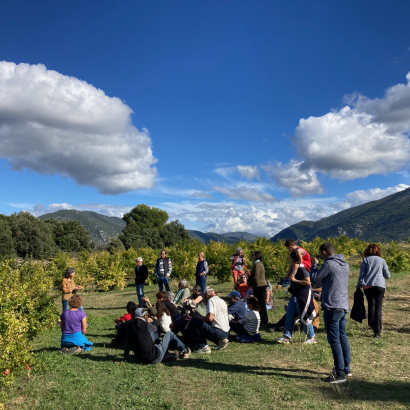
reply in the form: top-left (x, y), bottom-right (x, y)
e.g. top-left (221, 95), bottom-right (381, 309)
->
top-left (1, 0), bottom-right (410, 236)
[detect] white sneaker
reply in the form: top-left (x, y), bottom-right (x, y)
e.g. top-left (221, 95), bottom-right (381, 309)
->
top-left (194, 346), bottom-right (211, 354)
top-left (218, 338), bottom-right (229, 351)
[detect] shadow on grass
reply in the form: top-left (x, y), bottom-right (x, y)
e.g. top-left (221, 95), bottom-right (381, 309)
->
top-left (85, 307), bottom-right (125, 311)
top-left (319, 380), bottom-right (410, 405)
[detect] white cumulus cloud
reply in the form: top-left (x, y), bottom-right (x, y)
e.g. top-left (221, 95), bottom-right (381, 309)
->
top-left (261, 160), bottom-right (324, 196)
top-left (237, 165), bottom-right (260, 180)
top-left (345, 184), bottom-right (409, 204)
top-left (0, 61), bottom-right (157, 194)
top-left (211, 186), bottom-right (276, 203)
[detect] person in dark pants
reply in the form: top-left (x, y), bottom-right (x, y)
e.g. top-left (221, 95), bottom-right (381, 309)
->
top-left (195, 252), bottom-right (208, 294)
top-left (154, 250), bottom-right (172, 292)
top-left (357, 244), bottom-right (390, 337)
top-left (248, 251), bottom-right (268, 326)
top-left (135, 257), bottom-right (149, 306)
top-left (311, 243), bottom-right (351, 384)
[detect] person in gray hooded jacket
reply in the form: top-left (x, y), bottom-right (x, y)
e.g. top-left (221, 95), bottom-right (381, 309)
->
top-left (310, 243), bottom-right (351, 384)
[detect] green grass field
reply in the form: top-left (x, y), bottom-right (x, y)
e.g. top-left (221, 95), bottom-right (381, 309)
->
top-left (2, 273), bottom-right (410, 410)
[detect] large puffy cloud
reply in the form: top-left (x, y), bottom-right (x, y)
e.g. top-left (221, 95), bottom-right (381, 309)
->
top-left (261, 160), bottom-right (324, 196)
top-left (0, 61), bottom-right (157, 194)
top-left (291, 73), bottom-right (410, 181)
top-left (345, 184), bottom-right (409, 205)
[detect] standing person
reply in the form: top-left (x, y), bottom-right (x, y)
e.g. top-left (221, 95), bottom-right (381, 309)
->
top-left (189, 288), bottom-right (230, 354)
top-left (311, 243), bottom-right (351, 384)
top-left (275, 253), bottom-right (317, 345)
top-left (135, 257), bottom-right (149, 307)
top-left (357, 244), bottom-right (390, 338)
top-left (61, 268), bottom-right (83, 312)
top-left (229, 248), bottom-right (248, 283)
top-left (154, 249), bottom-right (172, 292)
top-left (248, 251), bottom-right (268, 326)
top-left (195, 252), bottom-right (208, 294)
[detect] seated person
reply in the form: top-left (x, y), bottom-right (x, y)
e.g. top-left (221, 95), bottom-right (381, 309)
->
top-left (188, 288), bottom-right (230, 354)
top-left (156, 301), bottom-right (172, 333)
top-left (266, 281), bottom-right (274, 310)
top-left (230, 297), bottom-right (262, 343)
top-left (157, 291), bottom-right (181, 321)
top-left (174, 280), bottom-right (191, 306)
top-left (234, 274), bottom-right (251, 298)
top-left (60, 295), bottom-right (93, 353)
top-left (146, 306), bottom-right (161, 333)
top-left (124, 308), bottom-right (191, 363)
top-left (227, 291), bottom-right (247, 320)
top-left (112, 301), bottom-right (137, 345)
top-left (185, 285), bottom-right (207, 316)
top-left (170, 300), bottom-right (202, 346)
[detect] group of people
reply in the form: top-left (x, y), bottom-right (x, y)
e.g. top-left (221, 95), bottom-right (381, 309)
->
top-left (59, 240), bottom-right (391, 384)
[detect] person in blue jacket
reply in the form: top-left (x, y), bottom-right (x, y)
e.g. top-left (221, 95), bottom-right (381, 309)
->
top-left (195, 252), bottom-right (208, 294)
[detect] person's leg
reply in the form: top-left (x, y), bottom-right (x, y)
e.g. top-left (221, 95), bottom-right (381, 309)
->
top-left (323, 309), bottom-right (345, 377)
top-left (232, 270), bottom-right (239, 283)
top-left (164, 277), bottom-right (170, 292)
top-left (230, 322), bottom-right (247, 336)
top-left (254, 286), bottom-right (268, 325)
top-left (188, 318), bottom-right (209, 348)
top-left (158, 277), bottom-right (164, 292)
top-left (338, 311), bottom-right (351, 374)
top-left (283, 297), bottom-right (297, 339)
top-left (137, 284), bottom-right (145, 306)
top-left (373, 287), bottom-right (385, 335)
top-left (200, 276), bottom-right (207, 294)
top-left (295, 299), bottom-right (315, 339)
top-left (62, 300), bottom-right (68, 311)
top-left (364, 287), bottom-right (375, 328)
top-left (162, 331), bottom-right (186, 353)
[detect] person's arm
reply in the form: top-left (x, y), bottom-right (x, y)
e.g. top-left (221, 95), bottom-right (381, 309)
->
top-left (290, 274), bottom-right (311, 286)
top-left (284, 256), bottom-right (294, 280)
top-left (203, 299), bottom-right (213, 322)
top-left (265, 289), bottom-right (270, 303)
top-left (193, 295), bottom-right (203, 304)
top-left (114, 317), bottom-right (122, 324)
top-left (81, 316), bottom-right (87, 335)
top-left (61, 279), bottom-right (71, 295)
top-left (167, 259), bottom-right (172, 277)
top-left (229, 255), bottom-right (236, 261)
top-left (382, 259), bottom-right (391, 279)
top-left (154, 260), bottom-right (158, 277)
top-left (201, 261), bottom-right (208, 276)
top-left (296, 248), bottom-right (304, 265)
top-left (310, 259), bottom-right (331, 284)
top-left (356, 260), bottom-right (366, 288)
top-left (203, 312), bottom-right (214, 323)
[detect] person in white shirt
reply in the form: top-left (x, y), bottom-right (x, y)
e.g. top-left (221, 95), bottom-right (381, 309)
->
top-left (189, 287), bottom-right (230, 354)
top-left (229, 297), bottom-right (262, 343)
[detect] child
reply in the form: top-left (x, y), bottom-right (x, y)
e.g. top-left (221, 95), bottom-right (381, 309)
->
top-left (229, 297), bottom-right (262, 343)
top-left (278, 239), bottom-right (312, 286)
top-left (112, 301), bottom-right (137, 345)
top-left (156, 301), bottom-right (172, 333)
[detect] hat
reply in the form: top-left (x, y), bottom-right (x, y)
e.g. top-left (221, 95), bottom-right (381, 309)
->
top-left (134, 308), bottom-right (146, 318)
top-left (147, 307), bottom-right (157, 316)
top-left (228, 291), bottom-right (241, 299)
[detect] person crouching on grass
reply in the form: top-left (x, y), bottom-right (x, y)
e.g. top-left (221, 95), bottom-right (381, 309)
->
top-left (275, 252), bottom-right (317, 345)
top-left (230, 297), bottom-right (262, 343)
top-left (112, 301), bottom-right (137, 345)
top-left (60, 295), bottom-right (93, 354)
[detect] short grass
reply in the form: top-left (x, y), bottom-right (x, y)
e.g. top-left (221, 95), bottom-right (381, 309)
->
top-left (2, 273), bottom-right (410, 410)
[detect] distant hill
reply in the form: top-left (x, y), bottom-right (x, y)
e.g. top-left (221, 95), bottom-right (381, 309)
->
top-left (39, 210), bottom-right (125, 244)
top-left (270, 187), bottom-right (410, 243)
top-left (188, 230), bottom-right (257, 244)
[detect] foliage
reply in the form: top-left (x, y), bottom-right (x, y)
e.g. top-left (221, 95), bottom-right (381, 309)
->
top-left (0, 215), bottom-right (14, 258)
top-left (119, 205), bottom-right (192, 249)
top-left (106, 237), bottom-right (125, 254)
top-left (0, 260), bottom-right (58, 386)
top-left (7, 212), bottom-right (56, 259)
top-left (44, 219), bottom-right (94, 252)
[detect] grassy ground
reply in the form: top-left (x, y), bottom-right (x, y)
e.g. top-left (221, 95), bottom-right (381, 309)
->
top-left (2, 272), bottom-right (410, 410)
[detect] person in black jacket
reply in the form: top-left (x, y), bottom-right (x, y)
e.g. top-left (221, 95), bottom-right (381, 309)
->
top-left (124, 308), bottom-right (191, 364)
top-left (135, 257), bottom-right (149, 306)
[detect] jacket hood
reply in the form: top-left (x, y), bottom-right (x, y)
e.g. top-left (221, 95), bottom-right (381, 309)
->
top-left (326, 254), bottom-right (347, 266)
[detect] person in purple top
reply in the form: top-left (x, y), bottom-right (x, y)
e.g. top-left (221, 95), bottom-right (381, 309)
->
top-left (60, 295), bottom-right (93, 353)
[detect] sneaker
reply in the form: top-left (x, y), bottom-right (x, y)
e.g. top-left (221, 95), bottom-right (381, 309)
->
top-left (304, 337), bottom-right (317, 344)
top-left (194, 346), bottom-right (211, 354)
top-left (162, 352), bottom-right (179, 362)
top-left (274, 337), bottom-right (290, 344)
top-left (65, 346), bottom-right (82, 354)
top-left (182, 347), bottom-right (191, 359)
top-left (346, 372), bottom-right (353, 377)
top-left (60, 347), bottom-right (68, 353)
top-left (218, 338), bottom-right (229, 351)
top-left (323, 372), bottom-right (347, 384)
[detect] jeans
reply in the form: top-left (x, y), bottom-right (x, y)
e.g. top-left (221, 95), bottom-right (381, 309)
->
top-left (62, 300), bottom-right (83, 312)
top-left (253, 286), bottom-right (268, 325)
top-left (283, 296), bottom-right (315, 339)
top-left (189, 318), bottom-right (229, 348)
top-left (323, 309), bottom-right (351, 376)
top-left (196, 275), bottom-right (207, 294)
top-left (229, 322), bottom-right (248, 336)
top-left (364, 286), bottom-right (385, 335)
top-left (136, 284), bottom-right (145, 306)
top-left (152, 331), bottom-right (186, 364)
top-left (157, 276), bottom-right (170, 292)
